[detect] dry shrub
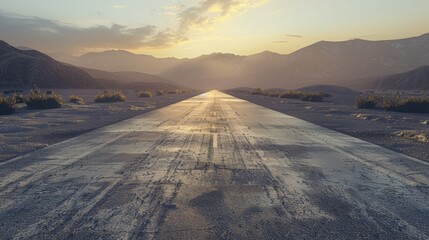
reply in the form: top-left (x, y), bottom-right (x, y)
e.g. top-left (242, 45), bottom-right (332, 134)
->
top-left (94, 90), bottom-right (126, 103)
top-left (25, 90), bottom-right (63, 109)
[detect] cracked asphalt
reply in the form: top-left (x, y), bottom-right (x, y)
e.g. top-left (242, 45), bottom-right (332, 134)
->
top-left (1, 91), bottom-right (428, 239)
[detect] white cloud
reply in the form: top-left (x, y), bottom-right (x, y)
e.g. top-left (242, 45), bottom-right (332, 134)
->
top-left (0, 1), bottom-right (269, 53)
top-left (0, 11), bottom-right (173, 53)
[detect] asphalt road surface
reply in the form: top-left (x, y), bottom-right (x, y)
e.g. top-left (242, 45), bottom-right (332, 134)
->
top-left (1, 91), bottom-right (429, 239)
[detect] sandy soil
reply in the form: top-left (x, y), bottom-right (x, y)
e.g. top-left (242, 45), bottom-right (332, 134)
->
top-left (0, 91), bottom-right (428, 239)
top-left (0, 89), bottom-right (199, 162)
top-left (227, 91), bottom-right (429, 162)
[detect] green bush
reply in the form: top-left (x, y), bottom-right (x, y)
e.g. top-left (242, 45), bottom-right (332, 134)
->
top-left (138, 91), bottom-right (152, 98)
top-left (25, 90), bottom-right (63, 109)
top-left (0, 94), bottom-right (16, 115)
top-left (69, 95), bottom-right (85, 105)
top-left (355, 95), bottom-right (378, 109)
top-left (94, 90), bottom-right (126, 103)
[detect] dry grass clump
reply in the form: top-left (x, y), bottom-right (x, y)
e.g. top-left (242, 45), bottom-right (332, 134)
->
top-left (94, 90), bottom-right (126, 103)
top-left (355, 93), bottom-right (429, 113)
top-left (382, 96), bottom-right (429, 113)
top-left (69, 95), bottom-right (85, 105)
top-left (355, 95), bottom-right (378, 109)
top-left (280, 90), bottom-right (326, 102)
top-left (251, 88), bottom-right (265, 96)
top-left (394, 130), bottom-right (429, 143)
top-left (247, 88), bottom-right (328, 102)
top-left (268, 93), bottom-right (282, 97)
top-left (0, 94), bottom-right (16, 115)
top-left (25, 90), bottom-right (63, 109)
top-left (246, 88), bottom-right (332, 102)
top-left (138, 91), bottom-right (153, 98)
top-left (167, 90), bottom-right (179, 95)
top-left (14, 94), bottom-right (25, 104)
top-left (280, 90), bottom-right (302, 99)
top-left (299, 93), bottom-right (325, 102)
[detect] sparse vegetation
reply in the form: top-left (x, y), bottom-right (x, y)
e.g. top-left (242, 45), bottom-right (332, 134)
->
top-left (251, 88), bottom-right (265, 96)
top-left (167, 90), bottom-right (179, 95)
top-left (280, 90), bottom-right (302, 99)
top-left (156, 90), bottom-right (165, 96)
top-left (355, 93), bottom-right (429, 113)
top-left (246, 88), bottom-right (329, 102)
top-left (14, 94), bottom-right (25, 104)
top-left (394, 130), bottom-right (429, 143)
top-left (382, 96), bottom-right (429, 113)
top-left (299, 93), bottom-right (325, 102)
top-left (138, 91), bottom-right (153, 98)
top-left (355, 95), bottom-right (378, 109)
top-left (280, 90), bottom-right (327, 102)
top-left (69, 95), bottom-right (85, 105)
top-left (0, 94), bottom-right (16, 115)
top-left (25, 90), bottom-right (63, 109)
top-left (268, 93), bottom-right (282, 97)
top-left (94, 90), bottom-right (126, 103)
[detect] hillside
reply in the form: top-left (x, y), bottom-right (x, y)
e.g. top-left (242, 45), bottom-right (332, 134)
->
top-left (0, 40), bottom-right (184, 90)
top-left (80, 67), bottom-right (175, 84)
top-left (350, 66), bottom-right (429, 90)
top-left (0, 40), bottom-right (102, 89)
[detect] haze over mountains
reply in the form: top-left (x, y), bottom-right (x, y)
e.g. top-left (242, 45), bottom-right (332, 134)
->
top-left (2, 33), bottom-right (429, 90)
top-left (0, 41), bottom-right (183, 90)
top-left (49, 33), bottom-right (429, 90)
top-left (51, 51), bottom-right (185, 75)
top-left (355, 66), bottom-right (429, 90)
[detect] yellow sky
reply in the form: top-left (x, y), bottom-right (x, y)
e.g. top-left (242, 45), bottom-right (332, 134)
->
top-left (1, 0), bottom-right (429, 58)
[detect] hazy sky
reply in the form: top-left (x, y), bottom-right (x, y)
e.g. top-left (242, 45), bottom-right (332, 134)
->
top-left (1, 0), bottom-right (428, 58)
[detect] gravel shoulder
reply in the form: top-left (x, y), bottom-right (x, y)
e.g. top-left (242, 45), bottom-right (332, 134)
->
top-left (0, 89), bottom-right (200, 163)
top-left (226, 91), bottom-right (429, 162)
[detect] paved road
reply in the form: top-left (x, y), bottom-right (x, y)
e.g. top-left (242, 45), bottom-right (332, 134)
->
top-left (1, 91), bottom-right (429, 239)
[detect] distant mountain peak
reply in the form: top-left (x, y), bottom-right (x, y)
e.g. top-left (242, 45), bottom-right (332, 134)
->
top-left (196, 52), bottom-right (241, 60)
top-left (250, 50), bottom-right (284, 57)
top-left (81, 49), bottom-right (136, 57)
top-left (207, 52), bottom-right (239, 57)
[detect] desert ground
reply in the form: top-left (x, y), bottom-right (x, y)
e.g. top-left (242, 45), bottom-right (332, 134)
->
top-left (0, 89), bottom-right (198, 162)
top-left (228, 90), bottom-right (429, 162)
top-left (0, 90), bottom-right (428, 239)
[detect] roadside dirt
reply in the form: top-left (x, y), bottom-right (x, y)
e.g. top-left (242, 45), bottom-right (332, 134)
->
top-left (227, 91), bottom-right (429, 162)
top-left (0, 90), bottom-right (199, 162)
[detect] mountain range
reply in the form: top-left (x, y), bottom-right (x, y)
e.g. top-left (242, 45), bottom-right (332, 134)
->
top-left (49, 33), bottom-right (429, 90)
top-left (51, 50), bottom-right (185, 75)
top-left (0, 41), bottom-right (183, 90)
top-left (2, 33), bottom-right (429, 90)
